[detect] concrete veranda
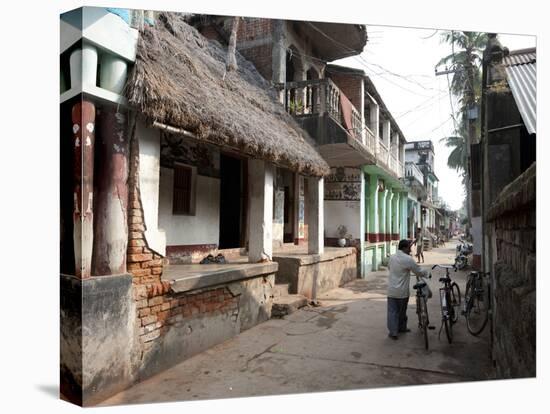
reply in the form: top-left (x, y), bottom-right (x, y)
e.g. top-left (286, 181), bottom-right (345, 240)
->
top-left (100, 240), bottom-right (494, 406)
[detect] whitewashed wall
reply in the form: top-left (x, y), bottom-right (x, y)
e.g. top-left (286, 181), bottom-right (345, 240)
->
top-left (158, 167), bottom-right (220, 246)
top-left (324, 200), bottom-right (361, 239)
top-left (138, 121), bottom-right (166, 255)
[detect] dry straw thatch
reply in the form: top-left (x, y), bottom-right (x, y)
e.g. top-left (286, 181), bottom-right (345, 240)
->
top-left (125, 13), bottom-right (330, 177)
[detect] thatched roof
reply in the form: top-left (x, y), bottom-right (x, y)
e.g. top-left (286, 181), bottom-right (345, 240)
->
top-left (125, 13), bottom-right (330, 177)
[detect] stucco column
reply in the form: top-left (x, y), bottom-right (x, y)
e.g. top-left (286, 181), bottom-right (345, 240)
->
top-left (370, 102), bottom-right (380, 153)
top-left (92, 105), bottom-right (130, 276)
top-left (386, 188), bottom-right (393, 241)
top-left (272, 19), bottom-right (286, 104)
top-left (401, 192), bottom-right (409, 239)
top-left (392, 191), bottom-right (400, 239)
top-left (71, 100), bottom-right (96, 279)
top-left (248, 159), bottom-right (274, 262)
top-left (368, 174), bottom-right (379, 242)
top-left (382, 120), bottom-right (391, 150)
top-left (378, 186), bottom-right (387, 241)
top-left (307, 176), bottom-right (324, 255)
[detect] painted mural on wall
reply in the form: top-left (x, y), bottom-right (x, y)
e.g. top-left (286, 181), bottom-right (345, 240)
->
top-left (325, 167), bottom-right (361, 201)
top-left (160, 132), bottom-right (219, 177)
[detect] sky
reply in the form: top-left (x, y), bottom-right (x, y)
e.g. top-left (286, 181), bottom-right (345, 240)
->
top-left (335, 28), bottom-right (535, 211)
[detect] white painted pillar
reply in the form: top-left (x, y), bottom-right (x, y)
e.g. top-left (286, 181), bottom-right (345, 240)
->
top-left (100, 54), bottom-right (128, 94)
top-left (307, 176), bottom-right (324, 255)
top-left (382, 120), bottom-right (391, 150)
top-left (392, 132), bottom-right (399, 158)
top-left (248, 159), bottom-right (274, 262)
top-left (370, 102), bottom-right (380, 153)
top-left (392, 191), bottom-right (400, 237)
top-left (70, 43), bottom-right (98, 89)
top-left (360, 79), bottom-right (366, 145)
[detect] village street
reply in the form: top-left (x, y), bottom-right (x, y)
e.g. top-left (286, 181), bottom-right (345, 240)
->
top-left (101, 239), bottom-right (494, 406)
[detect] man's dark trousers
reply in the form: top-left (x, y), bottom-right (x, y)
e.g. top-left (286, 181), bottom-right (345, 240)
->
top-left (387, 297), bottom-right (410, 336)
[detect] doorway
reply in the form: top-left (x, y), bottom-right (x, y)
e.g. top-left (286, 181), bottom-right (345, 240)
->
top-left (219, 154), bottom-right (246, 249)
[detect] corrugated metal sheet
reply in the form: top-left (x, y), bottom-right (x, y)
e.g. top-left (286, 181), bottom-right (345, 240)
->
top-left (503, 50), bottom-right (536, 66)
top-left (503, 49), bottom-right (536, 135)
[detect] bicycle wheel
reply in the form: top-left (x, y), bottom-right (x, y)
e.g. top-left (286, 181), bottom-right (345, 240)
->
top-left (419, 296), bottom-right (429, 350)
top-left (450, 282), bottom-right (461, 324)
top-left (443, 292), bottom-right (453, 343)
top-left (466, 285), bottom-right (489, 335)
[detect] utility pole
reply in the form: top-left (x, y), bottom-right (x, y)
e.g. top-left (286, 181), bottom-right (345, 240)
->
top-left (435, 65), bottom-right (472, 234)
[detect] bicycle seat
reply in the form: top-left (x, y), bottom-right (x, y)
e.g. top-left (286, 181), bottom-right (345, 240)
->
top-left (439, 277), bottom-right (451, 283)
top-left (413, 281), bottom-right (427, 290)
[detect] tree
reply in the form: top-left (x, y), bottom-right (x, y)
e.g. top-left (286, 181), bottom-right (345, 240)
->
top-left (440, 120), bottom-right (468, 183)
top-left (437, 31), bottom-right (488, 113)
top-left (437, 31), bottom-right (488, 229)
top-left (225, 17), bottom-right (241, 73)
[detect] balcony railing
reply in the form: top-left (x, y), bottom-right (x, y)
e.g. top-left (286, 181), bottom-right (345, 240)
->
top-left (284, 78), bottom-right (363, 141)
top-left (405, 161), bottom-right (424, 184)
top-left (376, 142), bottom-right (404, 177)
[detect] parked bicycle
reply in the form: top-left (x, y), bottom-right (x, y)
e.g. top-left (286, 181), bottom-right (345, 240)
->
top-left (413, 272), bottom-right (434, 350)
top-left (463, 270), bottom-right (490, 335)
top-left (432, 264), bottom-right (461, 344)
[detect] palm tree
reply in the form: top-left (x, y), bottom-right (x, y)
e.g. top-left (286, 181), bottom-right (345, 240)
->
top-left (440, 121), bottom-right (468, 184)
top-left (437, 31), bottom-right (488, 112)
top-left (437, 31), bottom-right (488, 229)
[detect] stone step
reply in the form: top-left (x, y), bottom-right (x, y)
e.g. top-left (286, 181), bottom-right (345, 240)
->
top-left (271, 294), bottom-right (308, 318)
top-left (272, 283), bottom-right (290, 298)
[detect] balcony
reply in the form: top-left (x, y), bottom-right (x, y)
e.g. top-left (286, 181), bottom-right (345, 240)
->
top-left (283, 78), bottom-right (376, 167)
top-left (284, 78), bottom-right (363, 139)
top-left (376, 142), bottom-right (404, 178)
top-left (405, 162), bottom-right (424, 185)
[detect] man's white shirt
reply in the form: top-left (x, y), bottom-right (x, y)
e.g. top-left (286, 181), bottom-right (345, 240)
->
top-left (387, 250), bottom-right (429, 298)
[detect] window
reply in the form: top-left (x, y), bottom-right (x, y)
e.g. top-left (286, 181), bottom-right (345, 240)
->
top-left (173, 164), bottom-right (195, 215)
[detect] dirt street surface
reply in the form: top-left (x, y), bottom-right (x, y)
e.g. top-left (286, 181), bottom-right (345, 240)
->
top-left (102, 240), bottom-right (494, 406)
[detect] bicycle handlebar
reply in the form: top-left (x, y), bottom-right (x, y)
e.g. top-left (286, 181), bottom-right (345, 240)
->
top-left (432, 264), bottom-right (458, 273)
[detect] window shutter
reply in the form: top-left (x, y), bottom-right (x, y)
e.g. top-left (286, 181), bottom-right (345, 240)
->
top-left (173, 165), bottom-right (192, 214)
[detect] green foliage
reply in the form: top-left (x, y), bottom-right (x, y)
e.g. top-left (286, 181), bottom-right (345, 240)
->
top-left (438, 31), bottom-right (487, 112)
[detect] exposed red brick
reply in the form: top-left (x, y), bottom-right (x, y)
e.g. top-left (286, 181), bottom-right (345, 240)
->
top-left (141, 259), bottom-right (163, 268)
top-left (129, 239), bottom-right (146, 247)
top-left (129, 253), bottom-right (153, 262)
top-left (128, 246), bottom-right (144, 254)
top-left (131, 268), bottom-right (151, 278)
top-left (148, 296), bottom-right (163, 307)
top-left (141, 315), bottom-right (157, 326)
top-left (127, 263), bottom-right (143, 272)
top-left (129, 223), bottom-right (145, 232)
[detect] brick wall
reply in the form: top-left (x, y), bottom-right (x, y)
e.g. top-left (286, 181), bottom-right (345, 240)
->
top-left (197, 17), bottom-right (274, 81)
top-left (327, 72), bottom-right (363, 112)
top-left (134, 284), bottom-right (239, 353)
top-left (487, 162), bottom-right (536, 378)
top-left (127, 121), bottom-right (273, 366)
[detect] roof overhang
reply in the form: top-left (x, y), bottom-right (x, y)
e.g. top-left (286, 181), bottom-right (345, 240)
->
top-left (293, 21), bottom-right (367, 62)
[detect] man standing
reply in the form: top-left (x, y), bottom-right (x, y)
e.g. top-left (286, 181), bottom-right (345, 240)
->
top-left (387, 239), bottom-right (429, 340)
top-left (411, 227), bottom-right (424, 263)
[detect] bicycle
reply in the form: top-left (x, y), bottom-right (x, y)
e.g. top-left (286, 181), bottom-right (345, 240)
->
top-left (432, 264), bottom-right (461, 344)
top-left (463, 270), bottom-right (490, 336)
top-left (413, 273), bottom-right (434, 350)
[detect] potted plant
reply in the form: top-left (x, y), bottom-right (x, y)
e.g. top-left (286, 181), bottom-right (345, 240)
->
top-left (337, 225), bottom-right (348, 247)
